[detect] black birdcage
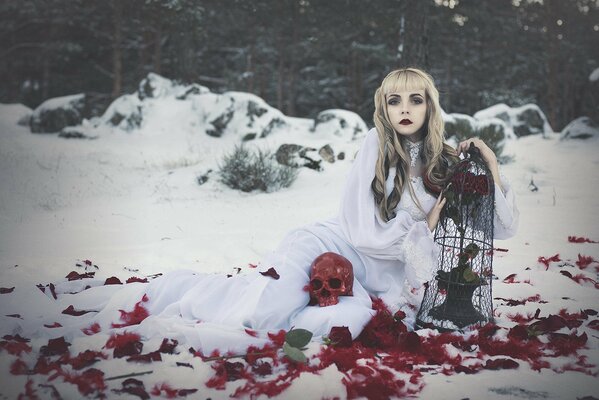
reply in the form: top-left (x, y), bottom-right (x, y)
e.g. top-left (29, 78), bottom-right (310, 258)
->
top-left (415, 143), bottom-right (495, 331)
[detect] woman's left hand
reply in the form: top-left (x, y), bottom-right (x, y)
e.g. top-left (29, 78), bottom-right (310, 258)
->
top-left (456, 138), bottom-right (504, 192)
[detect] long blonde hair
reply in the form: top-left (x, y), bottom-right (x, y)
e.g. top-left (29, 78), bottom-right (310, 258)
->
top-left (371, 67), bottom-right (459, 222)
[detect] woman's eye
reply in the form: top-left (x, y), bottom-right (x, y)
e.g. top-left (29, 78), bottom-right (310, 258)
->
top-left (388, 99), bottom-right (398, 105)
top-left (413, 98), bottom-right (423, 104)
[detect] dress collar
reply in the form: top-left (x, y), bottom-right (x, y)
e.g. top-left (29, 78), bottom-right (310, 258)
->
top-left (406, 140), bottom-right (424, 167)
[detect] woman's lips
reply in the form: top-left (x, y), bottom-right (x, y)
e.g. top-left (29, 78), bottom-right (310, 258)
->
top-left (400, 120), bottom-right (412, 125)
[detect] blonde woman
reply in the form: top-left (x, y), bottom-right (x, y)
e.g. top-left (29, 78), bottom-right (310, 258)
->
top-left (2, 68), bottom-right (519, 355)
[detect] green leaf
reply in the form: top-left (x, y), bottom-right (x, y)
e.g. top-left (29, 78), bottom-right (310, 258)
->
top-left (285, 328), bottom-right (312, 348)
top-left (463, 267), bottom-right (478, 282)
top-left (283, 342), bottom-right (307, 363)
top-left (464, 243), bottom-right (480, 258)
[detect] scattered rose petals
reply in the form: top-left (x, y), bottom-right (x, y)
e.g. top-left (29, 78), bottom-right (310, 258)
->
top-left (82, 322), bottom-right (101, 336)
top-left (0, 287), bottom-right (15, 294)
top-left (0, 335), bottom-right (32, 356)
top-left (112, 378), bottom-right (149, 400)
top-left (44, 322), bottom-right (62, 328)
top-left (127, 350), bottom-right (162, 363)
top-left (576, 254), bottom-right (595, 269)
top-left (259, 267), bottom-right (280, 280)
top-left (62, 305), bottom-right (96, 316)
top-left (245, 328), bottom-right (258, 337)
top-left (484, 358), bottom-right (519, 370)
top-left (538, 254), bottom-right (561, 269)
top-left (151, 383), bottom-right (197, 398)
top-left (104, 276), bottom-right (123, 285)
top-left (111, 294), bottom-right (149, 328)
top-left (65, 271), bottom-right (95, 281)
top-left (568, 236), bottom-right (598, 243)
top-left (126, 276), bottom-right (149, 283)
top-left (159, 338), bottom-right (178, 354)
top-left (68, 350), bottom-right (107, 370)
top-left (40, 337), bottom-right (70, 356)
top-left (61, 368), bottom-right (106, 396)
top-left (105, 332), bottom-right (143, 358)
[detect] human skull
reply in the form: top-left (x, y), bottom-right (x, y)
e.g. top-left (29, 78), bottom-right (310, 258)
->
top-left (309, 252), bottom-right (354, 307)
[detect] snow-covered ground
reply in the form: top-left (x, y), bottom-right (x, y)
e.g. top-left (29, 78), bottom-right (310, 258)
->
top-left (0, 84), bottom-right (598, 399)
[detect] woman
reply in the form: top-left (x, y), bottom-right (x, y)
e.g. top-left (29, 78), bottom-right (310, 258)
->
top-left (2, 68), bottom-right (518, 355)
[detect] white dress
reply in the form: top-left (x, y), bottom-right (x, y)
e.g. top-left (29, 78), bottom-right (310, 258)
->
top-left (0, 128), bottom-right (519, 355)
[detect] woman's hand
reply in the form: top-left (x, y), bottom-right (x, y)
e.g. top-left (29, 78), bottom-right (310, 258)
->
top-left (427, 193), bottom-right (446, 232)
top-left (456, 138), bottom-right (504, 192)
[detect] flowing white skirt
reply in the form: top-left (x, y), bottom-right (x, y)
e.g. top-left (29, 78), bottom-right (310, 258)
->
top-left (3, 219), bottom-right (410, 355)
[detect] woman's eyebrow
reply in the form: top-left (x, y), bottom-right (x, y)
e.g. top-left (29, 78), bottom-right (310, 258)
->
top-left (387, 93), bottom-right (424, 98)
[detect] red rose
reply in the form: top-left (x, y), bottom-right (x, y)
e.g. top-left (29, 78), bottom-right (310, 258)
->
top-left (327, 326), bottom-right (353, 348)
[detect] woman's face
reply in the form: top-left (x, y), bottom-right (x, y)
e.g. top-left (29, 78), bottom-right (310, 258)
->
top-left (385, 89), bottom-right (427, 142)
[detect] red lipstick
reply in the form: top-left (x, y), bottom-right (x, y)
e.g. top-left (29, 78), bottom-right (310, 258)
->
top-left (400, 119), bottom-right (412, 125)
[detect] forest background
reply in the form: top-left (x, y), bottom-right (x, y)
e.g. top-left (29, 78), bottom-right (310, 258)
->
top-left (1, 0), bottom-right (598, 132)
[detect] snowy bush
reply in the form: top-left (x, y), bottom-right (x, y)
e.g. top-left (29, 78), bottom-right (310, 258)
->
top-left (217, 145), bottom-right (299, 193)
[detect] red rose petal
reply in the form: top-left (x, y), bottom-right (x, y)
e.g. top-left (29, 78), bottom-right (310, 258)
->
top-left (104, 276), bottom-right (123, 285)
top-left (259, 267), bottom-right (280, 280)
top-left (484, 358), bottom-right (519, 370)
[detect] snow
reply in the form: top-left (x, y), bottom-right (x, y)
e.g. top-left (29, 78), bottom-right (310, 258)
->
top-left (0, 79), bottom-right (598, 398)
top-left (474, 103), bottom-right (553, 138)
top-left (560, 116), bottom-right (599, 140)
top-left (33, 93), bottom-right (84, 114)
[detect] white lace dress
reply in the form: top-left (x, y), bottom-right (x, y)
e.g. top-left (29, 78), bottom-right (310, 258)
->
top-left (0, 128), bottom-right (519, 354)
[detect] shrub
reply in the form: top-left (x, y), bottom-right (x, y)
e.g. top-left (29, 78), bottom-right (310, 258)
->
top-left (217, 144), bottom-right (299, 193)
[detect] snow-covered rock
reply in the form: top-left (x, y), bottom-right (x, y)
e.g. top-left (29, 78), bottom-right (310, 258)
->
top-left (193, 91), bottom-right (288, 139)
top-left (443, 112), bottom-right (514, 158)
top-left (100, 94), bottom-right (144, 131)
top-left (559, 116), bottom-right (599, 140)
top-left (311, 109), bottom-right (368, 141)
top-left (30, 93), bottom-right (86, 133)
top-left (275, 143), bottom-right (337, 171)
top-left (474, 103), bottom-right (553, 138)
top-left (443, 112), bottom-right (476, 138)
top-left (138, 72), bottom-right (210, 100)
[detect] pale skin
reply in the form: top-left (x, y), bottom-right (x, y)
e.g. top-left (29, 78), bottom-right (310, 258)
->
top-left (386, 90), bottom-right (502, 232)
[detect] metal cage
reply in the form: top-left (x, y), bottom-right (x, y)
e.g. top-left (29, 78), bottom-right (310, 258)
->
top-left (415, 143), bottom-right (495, 331)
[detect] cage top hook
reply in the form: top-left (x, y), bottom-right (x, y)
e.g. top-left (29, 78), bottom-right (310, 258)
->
top-left (466, 142), bottom-right (482, 159)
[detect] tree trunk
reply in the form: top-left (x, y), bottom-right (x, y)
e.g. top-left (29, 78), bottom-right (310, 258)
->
top-left (286, 0), bottom-right (298, 116)
top-left (544, 0), bottom-right (559, 131)
top-left (153, 22), bottom-right (163, 75)
top-left (398, 0), bottom-right (429, 68)
top-left (275, 0), bottom-right (285, 112)
top-left (111, 0), bottom-right (123, 99)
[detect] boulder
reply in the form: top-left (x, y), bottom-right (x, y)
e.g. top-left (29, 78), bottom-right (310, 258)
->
top-left (275, 144), bottom-right (322, 171)
top-left (559, 116), bottom-right (599, 140)
top-left (192, 91), bottom-right (288, 138)
top-left (474, 103), bottom-right (552, 138)
top-left (139, 72), bottom-right (209, 100)
top-left (30, 93), bottom-right (85, 133)
top-left (29, 92), bottom-right (112, 134)
top-left (443, 111), bottom-right (514, 159)
top-left (319, 144), bottom-right (335, 163)
top-left (443, 112), bottom-right (476, 140)
top-left (100, 94), bottom-right (143, 131)
top-left (311, 109), bottom-right (368, 141)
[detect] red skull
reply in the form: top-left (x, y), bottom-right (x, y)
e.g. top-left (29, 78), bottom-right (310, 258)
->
top-left (309, 252), bottom-right (354, 307)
